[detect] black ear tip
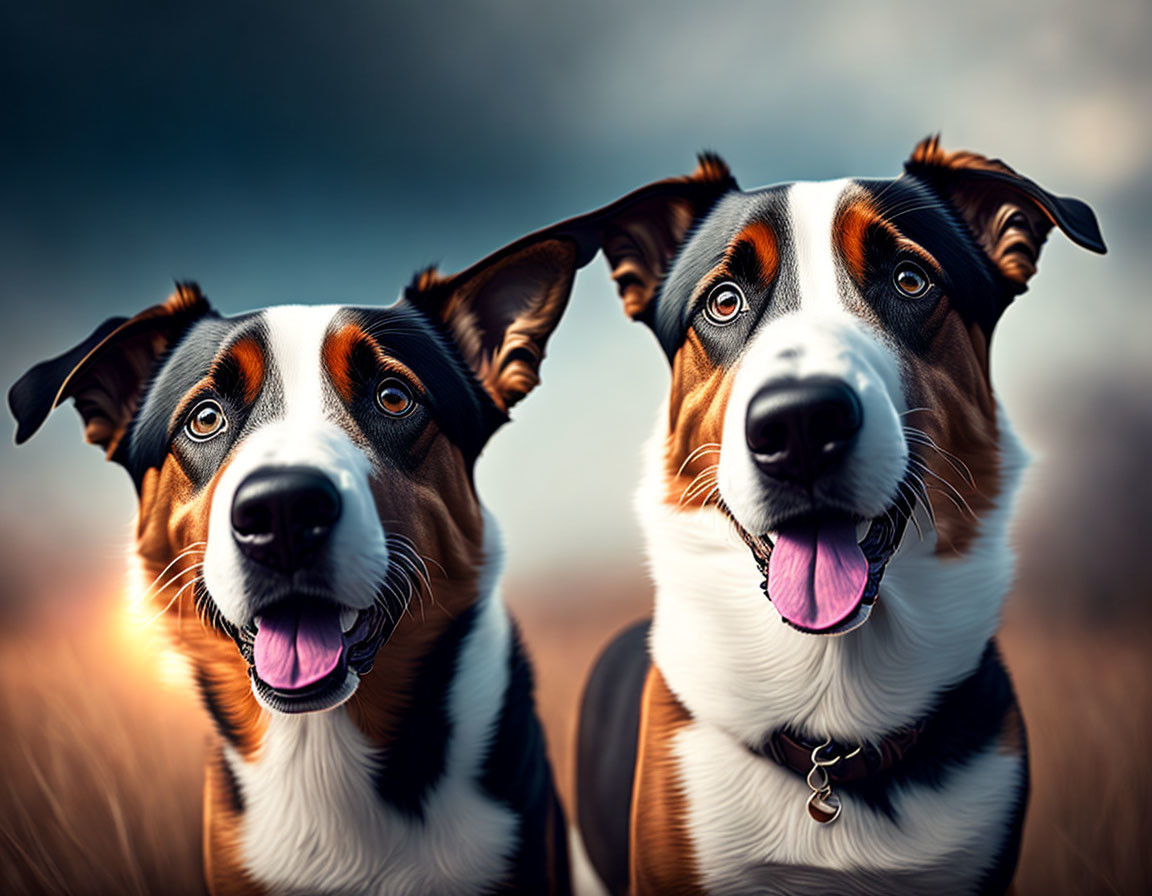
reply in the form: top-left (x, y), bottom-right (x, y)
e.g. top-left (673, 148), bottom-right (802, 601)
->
top-left (572, 234), bottom-right (603, 269)
top-left (8, 377), bottom-right (50, 446)
top-left (1057, 195), bottom-right (1107, 254)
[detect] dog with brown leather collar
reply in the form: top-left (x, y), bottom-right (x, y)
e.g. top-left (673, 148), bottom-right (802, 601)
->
top-left (574, 138), bottom-right (1104, 895)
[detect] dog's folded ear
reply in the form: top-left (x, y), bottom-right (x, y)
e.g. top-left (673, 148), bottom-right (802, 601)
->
top-left (589, 153), bottom-right (737, 322)
top-left (405, 222), bottom-right (603, 412)
top-left (905, 135), bottom-right (1106, 293)
top-left (9, 283), bottom-right (214, 461)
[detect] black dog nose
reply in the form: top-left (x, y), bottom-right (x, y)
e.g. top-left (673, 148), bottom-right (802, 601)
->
top-left (745, 377), bottom-right (863, 486)
top-left (231, 466), bottom-right (342, 572)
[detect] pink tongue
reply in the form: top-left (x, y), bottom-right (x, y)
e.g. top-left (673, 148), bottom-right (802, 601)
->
top-left (767, 518), bottom-right (869, 631)
top-left (253, 603), bottom-right (345, 691)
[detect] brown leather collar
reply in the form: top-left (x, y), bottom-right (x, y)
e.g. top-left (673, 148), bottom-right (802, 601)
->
top-left (752, 723), bottom-right (925, 784)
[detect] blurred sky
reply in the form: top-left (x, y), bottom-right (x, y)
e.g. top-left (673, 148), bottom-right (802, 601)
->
top-left (2, 0), bottom-right (1150, 594)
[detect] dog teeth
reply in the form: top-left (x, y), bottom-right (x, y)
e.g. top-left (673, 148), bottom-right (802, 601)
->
top-left (856, 521), bottom-right (871, 541)
top-left (340, 609), bottom-right (359, 633)
top-left (253, 615), bottom-right (263, 629)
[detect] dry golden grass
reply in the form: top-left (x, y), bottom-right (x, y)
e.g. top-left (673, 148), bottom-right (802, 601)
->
top-left (1, 575), bottom-right (1148, 895)
top-left (0, 601), bottom-right (208, 895)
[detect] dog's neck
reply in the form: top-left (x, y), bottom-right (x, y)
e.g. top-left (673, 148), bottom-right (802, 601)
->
top-left (638, 404), bottom-right (1027, 747)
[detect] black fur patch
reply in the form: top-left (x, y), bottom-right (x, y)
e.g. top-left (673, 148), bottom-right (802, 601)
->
top-left (371, 604), bottom-right (477, 819)
top-left (479, 622), bottom-right (570, 893)
top-left (214, 747), bottom-right (245, 816)
top-left (575, 619), bottom-right (651, 896)
top-left (196, 668), bottom-right (247, 754)
top-left (827, 641), bottom-right (1021, 822)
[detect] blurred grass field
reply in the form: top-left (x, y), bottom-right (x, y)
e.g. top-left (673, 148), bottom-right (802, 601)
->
top-left (1, 568), bottom-right (1149, 895)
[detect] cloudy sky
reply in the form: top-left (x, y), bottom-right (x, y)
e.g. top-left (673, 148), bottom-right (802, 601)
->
top-left (2, 0), bottom-right (1149, 595)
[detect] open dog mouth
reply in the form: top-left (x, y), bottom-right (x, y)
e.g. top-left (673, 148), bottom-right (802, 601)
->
top-left (727, 485), bottom-right (914, 636)
top-left (221, 598), bottom-right (397, 714)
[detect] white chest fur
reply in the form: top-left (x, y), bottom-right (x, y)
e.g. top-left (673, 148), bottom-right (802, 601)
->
top-left (225, 589), bottom-right (518, 896)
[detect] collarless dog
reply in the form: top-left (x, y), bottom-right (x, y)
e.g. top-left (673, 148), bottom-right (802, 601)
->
top-left (9, 218), bottom-right (605, 895)
top-left (573, 138), bottom-right (1106, 895)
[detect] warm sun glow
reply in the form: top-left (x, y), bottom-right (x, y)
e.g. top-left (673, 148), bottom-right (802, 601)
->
top-left (121, 565), bottom-right (196, 689)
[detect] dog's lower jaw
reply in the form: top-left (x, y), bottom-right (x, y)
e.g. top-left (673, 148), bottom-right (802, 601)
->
top-left (250, 667), bottom-right (360, 714)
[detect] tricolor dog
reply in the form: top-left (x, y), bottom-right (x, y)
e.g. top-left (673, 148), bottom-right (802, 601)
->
top-left (9, 220), bottom-right (601, 894)
top-left (573, 139), bottom-right (1105, 894)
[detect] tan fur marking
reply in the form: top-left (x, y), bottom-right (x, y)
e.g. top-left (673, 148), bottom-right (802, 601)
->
top-left (170, 340), bottom-right (267, 431)
top-left (836, 196), bottom-right (881, 281)
top-left (630, 667), bottom-right (705, 895)
top-left (664, 331), bottom-right (736, 509)
top-left (998, 704), bottom-right (1027, 757)
top-left (908, 135), bottom-right (1018, 179)
top-left (225, 337), bottom-right (265, 406)
top-left (322, 324), bottom-right (363, 403)
top-left (322, 325), bottom-right (426, 405)
top-left (137, 457), bottom-right (269, 759)
top-left (134, 453), bottom-right (269, 893)
top-left (835, 196), bottom-right (942, 283)
top-left (903, 316), bottom-right (1001, 557)
top-left (732, 218), bottom-right (779, 286)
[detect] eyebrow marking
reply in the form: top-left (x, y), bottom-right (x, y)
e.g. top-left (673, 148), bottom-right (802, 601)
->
top-left (322, 324), bottom-right (427, 404)
top-left (687, 218), bottom-right (781, 310)
top-left (167, 335), bottom-right (268, 433)
top-left (835, 195), bottom-right (943, 281)
top-left (836, 196), bottom-right (879, 281)
top-left (225, 337), bottom-right (265, 405)
top-left (730, 218), bottom-right (779, 287)
top-left (323, 324), bottom-right (363, 403)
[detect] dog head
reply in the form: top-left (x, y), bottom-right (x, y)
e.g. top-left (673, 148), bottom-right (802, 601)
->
top-left (9, 222), bottom-right (597, 713)
top-left (583, 137), bottom-right (1105, 635)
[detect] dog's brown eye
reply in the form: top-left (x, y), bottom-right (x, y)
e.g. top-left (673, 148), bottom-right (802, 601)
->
top-left (893, 261), bottom-right (931, 298)
top-left (185, 399), bottom-right (227, 442)
top-left (376, 378), bottom-right (415, 417)
top-left (704, 281), bottom-right (747, 325)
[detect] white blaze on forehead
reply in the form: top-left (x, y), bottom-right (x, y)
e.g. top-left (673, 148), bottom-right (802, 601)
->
top-left (715, 179), bottom-right (909, 537)
top-left (264, 305), bottom-right (342, 419)
top-left (788, 179), bottom-right (851, 314)
top-left (202, 304), bottom-right (390, 628)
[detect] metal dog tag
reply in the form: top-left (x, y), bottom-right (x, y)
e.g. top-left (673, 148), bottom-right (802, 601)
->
top-left (807, 790), bottom-right (842, 824)
top-left (803, 737), bottom-right (859, 824)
